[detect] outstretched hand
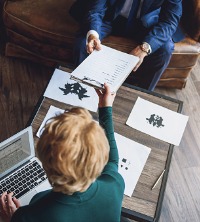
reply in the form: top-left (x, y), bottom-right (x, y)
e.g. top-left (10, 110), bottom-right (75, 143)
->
top-left (87, 34), bottom-right (102, 54)
top-left (130, 46), bottom-right (148, 71)
top-left (95, 83), bottom-right (116, 108)
top-left (0, 192), bottom-right (20, 222)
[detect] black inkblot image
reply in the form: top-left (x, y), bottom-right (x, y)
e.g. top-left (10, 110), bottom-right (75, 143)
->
top-left (120, 158), bottom-right (130, 170)
top-left (146, 114), bottom-right (165, 128)
top-left (59, 82), bottom-right (90, 100)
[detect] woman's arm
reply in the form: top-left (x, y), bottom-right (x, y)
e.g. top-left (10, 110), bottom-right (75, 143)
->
top-left (96, 83), bottom-right (118, 171)
top-left (99, 107), bottom-right (119, 170)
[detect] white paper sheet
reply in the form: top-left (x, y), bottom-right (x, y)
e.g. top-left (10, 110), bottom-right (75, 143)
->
top-left (70, 45), bottom-right (139, 92)
top-left (44, 69), bottom-right (98, 112)
top-left (36, 105), bottom-right (65, 137)
top-left (115, 133), bottom-right (151, 197)
top-left (126, 97), bottom-right (189, 146)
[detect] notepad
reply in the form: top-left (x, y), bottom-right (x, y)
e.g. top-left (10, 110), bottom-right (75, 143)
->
top-left (70, 45), bottom-right (139, 92)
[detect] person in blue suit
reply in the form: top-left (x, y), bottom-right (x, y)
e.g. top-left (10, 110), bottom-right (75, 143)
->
top-left (70, 0), bottom-right (183, 91)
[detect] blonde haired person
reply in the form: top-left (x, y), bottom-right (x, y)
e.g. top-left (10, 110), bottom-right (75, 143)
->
top-left (0, 83), bottom-right (125, 222)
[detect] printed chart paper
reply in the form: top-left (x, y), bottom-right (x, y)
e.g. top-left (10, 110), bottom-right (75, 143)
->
top-left (115, 133), bottom-right (151, 197)
top-left (36, 105), bottom-right (65, 137)
top-left (44, 69), bottom-right (98, 112)
top-left (70, 45), bottom-right (139, 92)
top-left (126, 97), bottom-right (189, 146)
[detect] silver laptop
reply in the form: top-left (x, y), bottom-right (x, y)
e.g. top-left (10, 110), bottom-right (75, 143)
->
top-left (0, 126), bottom-right (51, 206)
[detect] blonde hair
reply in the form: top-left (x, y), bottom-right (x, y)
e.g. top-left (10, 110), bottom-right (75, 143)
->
top-left (37, 108), bottom-right (109, 195)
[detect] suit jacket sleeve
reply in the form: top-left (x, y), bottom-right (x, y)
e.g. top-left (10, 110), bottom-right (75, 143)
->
top-left (82, 0), bottom-right (108, 35)
top-left (143, 0), bottom-right (182, 53)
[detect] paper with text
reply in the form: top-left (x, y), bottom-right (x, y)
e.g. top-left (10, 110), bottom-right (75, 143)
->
top-left (70, 45), bottom-right (139, 92)
top-left (115, 133), bottom-right (151, 197)
top-left (126, 97), bottom-right (189, 146)
top-left (44, 69), bottom-right (98, 112)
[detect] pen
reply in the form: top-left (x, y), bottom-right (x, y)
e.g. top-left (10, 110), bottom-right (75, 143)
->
top-left (151, 169), bottom-right (165, 190)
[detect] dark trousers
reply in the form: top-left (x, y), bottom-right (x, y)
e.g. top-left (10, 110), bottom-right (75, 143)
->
top-left (73, 17), bottom-right (174, 91)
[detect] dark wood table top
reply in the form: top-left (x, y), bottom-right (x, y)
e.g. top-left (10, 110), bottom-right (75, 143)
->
top-left (30, 83), bottom-right (182, 222)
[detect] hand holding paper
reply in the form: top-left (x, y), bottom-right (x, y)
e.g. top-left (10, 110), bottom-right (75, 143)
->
top-left (70, 45), bottom-right (139, 92)
top-left (87, 34), bottom-right (101, 54)
top-left (95, 83), bottom-right (116, 108)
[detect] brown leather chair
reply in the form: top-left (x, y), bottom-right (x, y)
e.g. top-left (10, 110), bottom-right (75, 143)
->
top-left (2, 0), bottom-right (200, 89)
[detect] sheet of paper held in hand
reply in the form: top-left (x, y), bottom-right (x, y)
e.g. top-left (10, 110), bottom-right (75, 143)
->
top-left (70, 45), bottom-right (139, 92)
top-left (43, 69), bottom-right (98, 112)
top-left (126, 97), bottom-right (189, 146)
top-left (37, 106), bottom-right (151, 197)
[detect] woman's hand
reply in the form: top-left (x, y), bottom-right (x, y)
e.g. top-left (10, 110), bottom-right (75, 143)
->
top-left (95, 83), bottom-right (116, 108)
top-left (0, 192), bottom-right (20, 222)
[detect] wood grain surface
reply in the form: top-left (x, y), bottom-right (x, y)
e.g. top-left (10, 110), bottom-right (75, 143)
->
top-left (30, 84), bottom-right (181, 221)
top-left (0, 50), bottom-right (199, 221)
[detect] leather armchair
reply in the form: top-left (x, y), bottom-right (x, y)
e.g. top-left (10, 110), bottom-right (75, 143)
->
top-left (2, 0), bottom-right (200, 89)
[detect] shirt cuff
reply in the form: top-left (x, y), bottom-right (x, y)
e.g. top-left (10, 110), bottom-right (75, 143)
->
top-left (86, 30), bottom-right (99, 44)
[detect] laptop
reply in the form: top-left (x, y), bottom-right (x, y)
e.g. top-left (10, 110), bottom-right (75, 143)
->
top-left (0, 126), bottom-right (51, 207)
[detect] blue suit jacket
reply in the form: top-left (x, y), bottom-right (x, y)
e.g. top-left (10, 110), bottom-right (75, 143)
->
top-left (70, 0), bottom-right (183, 53)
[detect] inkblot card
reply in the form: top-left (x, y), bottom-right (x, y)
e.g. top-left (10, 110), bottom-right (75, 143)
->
top-left (126, 97), bottom-right (189, 146)
top-left (44, 69), bottom-right (98, 112)
top-left (115, 133), bottom-right (151, 197)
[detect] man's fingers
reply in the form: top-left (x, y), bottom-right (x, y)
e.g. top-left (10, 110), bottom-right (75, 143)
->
top-left (133, 63), bottom-right (139, 72)
top-left (87, 42), bottom-right (94, 54)
top-left (133, 59), bottom-right (143, 72)
top-left (94, 40), bottom-right (101, 51)
top-left (87, 39), bottom-right (101, 53)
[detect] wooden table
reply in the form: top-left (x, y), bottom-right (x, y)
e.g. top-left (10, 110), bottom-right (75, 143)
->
top-left (29, 83), bottom-right (182, 222)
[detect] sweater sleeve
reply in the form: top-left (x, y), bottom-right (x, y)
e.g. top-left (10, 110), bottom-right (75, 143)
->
top-left (98, 107), bottom-right (119, 172)
top-left (11, 207), bottom-right (26, 222)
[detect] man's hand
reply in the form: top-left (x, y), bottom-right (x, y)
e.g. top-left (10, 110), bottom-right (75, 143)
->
top-left (0, 192), bottom-right (20, 222)
top-left (130, 46), bottom-right (148, 72)
top-left (87, 34), bottom-right (101, 54)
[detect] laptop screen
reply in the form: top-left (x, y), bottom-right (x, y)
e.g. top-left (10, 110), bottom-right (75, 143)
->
top-left (0, 126), bottom-right (35, 178)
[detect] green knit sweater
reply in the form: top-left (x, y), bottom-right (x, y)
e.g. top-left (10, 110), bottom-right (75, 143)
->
top-left (11, 107), bottom-right (125, 222)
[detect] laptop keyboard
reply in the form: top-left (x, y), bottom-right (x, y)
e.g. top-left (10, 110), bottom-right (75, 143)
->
top-left (0, 160), bottom-right (48, 199)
